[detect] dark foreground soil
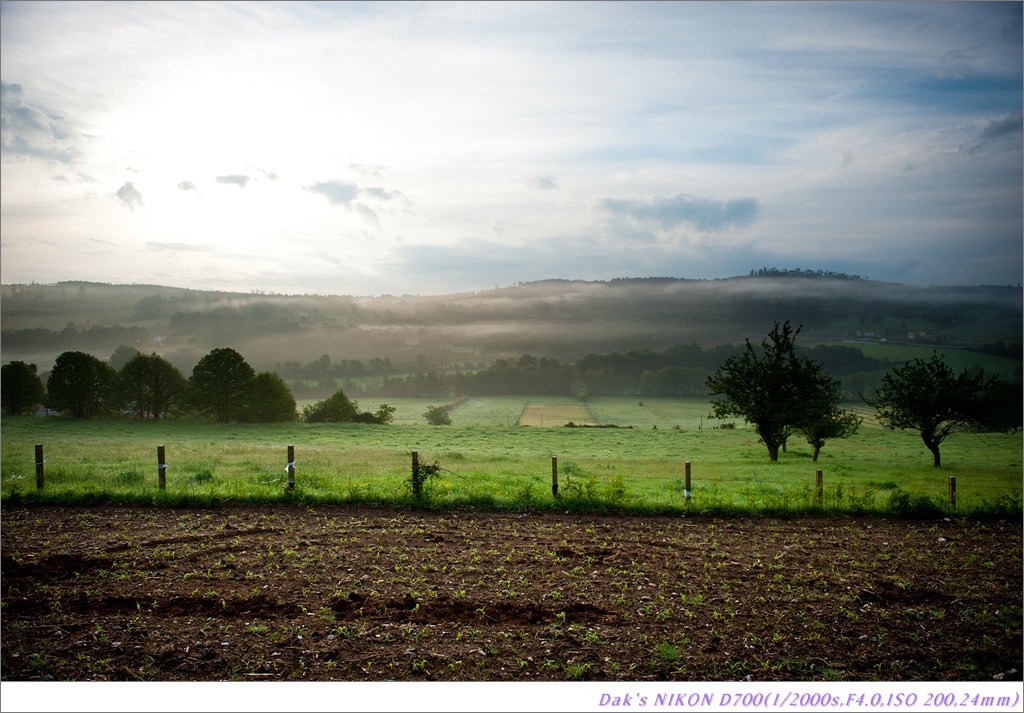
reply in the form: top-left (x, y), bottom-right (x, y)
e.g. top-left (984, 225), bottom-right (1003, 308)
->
top-left (1, 505), bottom-right (1021, 682)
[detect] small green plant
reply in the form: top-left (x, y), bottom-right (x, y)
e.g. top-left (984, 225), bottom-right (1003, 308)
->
top-left (114, 470), bottom-right (144, 486)
top-left (604, 474), bottom-right (629, 506)
top-left (561, 462), bottom-right (598, 500)
top-left (410, 459), bottom-right (443, 500)
top-left (565, 662), bottom-right (592, 679)
top-left (887, 489), bottom-right (943, 518)
top-left (191, 469), bottom-right (215, 484)
top-left (655, 640), bottom-right (681, 663)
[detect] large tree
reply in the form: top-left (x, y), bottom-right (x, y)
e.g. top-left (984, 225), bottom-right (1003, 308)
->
top-left (245, 372), bottom-right (298, 422)
top-left (870, 353), bottom-right (1020, 467)
top-left (109, 345), bottom-right (140, 371)
top-left (799, 390), bottom-right (863, 462)
top-left (46, 351), bottom-right (118, 418)
top-left (301, 388), bottom-right (359, 423)
top-left (1, 361), bottom-right (45, 415)
top-left (119, 352), bottom-right (187, 420)
top-left (188, 347), bottom-right (256, 422)
top-left (706, 321), bottom-right (843, 461)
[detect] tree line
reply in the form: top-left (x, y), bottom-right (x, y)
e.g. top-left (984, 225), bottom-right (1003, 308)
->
top-left (2, 323), bottom-right (1019, 468)
top-left (747, 267), bottom-right (866, 280)
top-left (704, 322), bottom-right (1019, 467)
top-left (339, 342), bottom-right (891, 400)
top-left (0, 348), bottom-right (392, 425)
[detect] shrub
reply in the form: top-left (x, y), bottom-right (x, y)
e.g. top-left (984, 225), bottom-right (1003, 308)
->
top-left (887, 489), bottom-right (943, 518)
top-left (302, 389), bottom-right (358, 422)
top-left (424, 405), bottom-right (452, 426)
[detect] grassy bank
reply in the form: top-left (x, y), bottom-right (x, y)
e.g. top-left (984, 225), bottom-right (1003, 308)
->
top-left (1, 397), bottom-right (1020, 519)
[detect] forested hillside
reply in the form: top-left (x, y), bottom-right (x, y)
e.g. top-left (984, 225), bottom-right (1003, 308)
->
top-left (2, 276), bottom-right (1020, 396)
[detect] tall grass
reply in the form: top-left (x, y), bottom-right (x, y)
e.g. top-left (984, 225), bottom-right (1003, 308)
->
top-left (1, 397), bottom-right (1020, 520)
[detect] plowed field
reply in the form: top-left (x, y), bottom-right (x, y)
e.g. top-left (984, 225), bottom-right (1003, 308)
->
top-left (1, 505), bottom-right (1020, 683)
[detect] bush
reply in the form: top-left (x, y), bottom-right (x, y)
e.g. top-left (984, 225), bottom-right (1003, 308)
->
top-left (887, 489), bottom-right (943, 518)
top-left (424, 405), bottom-right (452, 426)
top-left (302, 388), bottom-right (359, 422)
top-left (410, 460), bottom-right (442, 500)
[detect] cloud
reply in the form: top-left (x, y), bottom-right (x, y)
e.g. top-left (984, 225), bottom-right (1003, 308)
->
top-left (215, 174), bottom-right (251, 188)
top-left (352, 203), bottom-right (380, 227)
top-left (0, 82), bottom-right (76, 163)
top-left (386, 231), bottom-right (774, 294)
top-left (307, 180), bottom-right (359, 205)
top-left (52, 171), bottom-right (96, 184)
top-left (980, 113), bottom-right (1022, 140)
top-left (146, 241), bottom-right (210, 253)
top-left (305, 180), bottom-right (411, 227)
top-left (361, 186), bottom-right (401, 201)
top-left (598, 193), bottom-right (759, 233)
top-left (116, 182), bottom-right (144, 211)
top-left (528, 175), bottom-right (558, 190)
top-left (962, 113), bottom-right (1023, 154)
top-left (350, 163), bottom-right (386, 177)
top-left (0, 2), bottom-right (1019, 294)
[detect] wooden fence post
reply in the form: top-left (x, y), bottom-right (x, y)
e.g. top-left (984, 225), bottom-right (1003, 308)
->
top-left (815, 469), bottom-right (823, 507)
top-left (551, 456), bottom-right (559, 498)
top-left (287, 445), bottom-right (296, 490)
top-left (411, 451), bottom-right (420, 499)
top-left (157, 445), bottom-right (166, 490)
top-left (684, 460), bottom-right (691, 501)
top-left (35, 444), bottom-right (44, 490)
top-left (948, 476), bottom-right (956, 510)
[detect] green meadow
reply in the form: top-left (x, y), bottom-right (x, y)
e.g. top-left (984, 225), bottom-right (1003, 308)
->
top-left (822, 340), bottom-right (1023, 381)
top-left (1, 396), bottom-right (1020, 519)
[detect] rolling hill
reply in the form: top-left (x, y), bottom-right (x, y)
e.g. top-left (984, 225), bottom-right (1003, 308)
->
top-left (2, 275), bottom-right (1020, 377)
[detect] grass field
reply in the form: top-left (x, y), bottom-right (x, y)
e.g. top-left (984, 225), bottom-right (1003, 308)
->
top-left (1, 397), bottom-right (1020, 518)
top-left (822, 341), bottom-right (1022, 381)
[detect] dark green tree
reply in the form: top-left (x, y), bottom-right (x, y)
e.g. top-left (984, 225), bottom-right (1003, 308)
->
top-left (302, 388), bottom-right (359, 422)
top-left (424, 405), bottom-right (452, 426)
top-left (245, 372), bottom-right (297, 422)
top-left (374, 403), bottom-right (396, 424)
top-left (1, 361), bottom-right (45, 415)
top-left (45, 351), bottom-right (118, 418)
top-left (706, 321), bottom-right (840, 461)
top-left (799, 396), bottom-right (863, 462)
top-left (870, 353), bottom-right (1020, 467)
top-left (188, 347), bottom-right (256, 422)
top-left (109, 345), bottom-right (140, 371)
top-left (119, 352), bottom-right (187, 419)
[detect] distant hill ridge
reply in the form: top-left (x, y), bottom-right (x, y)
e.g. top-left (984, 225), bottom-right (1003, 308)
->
top-left (2, 274), bottom-right (1021, 373)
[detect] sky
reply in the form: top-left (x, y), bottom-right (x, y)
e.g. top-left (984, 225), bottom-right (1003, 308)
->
top-left (1, 1), bottom-right (1021, 296)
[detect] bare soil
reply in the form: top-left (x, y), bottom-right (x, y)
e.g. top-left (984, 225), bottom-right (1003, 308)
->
top-left (1, 505), bottom-right (1021, 682)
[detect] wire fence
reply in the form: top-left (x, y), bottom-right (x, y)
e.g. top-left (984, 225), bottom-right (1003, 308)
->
top-left (9, 441), bottom-right (1013, 520)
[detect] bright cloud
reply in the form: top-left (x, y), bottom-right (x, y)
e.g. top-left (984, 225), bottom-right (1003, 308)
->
top-left (115, 182), bottom-right (143, 211)
top-left (0, 82), bottom-right (77, 163)
top-left (215, 174), bottom-right (251, 188)
top-left (599, 194), bottom-right (760, 234)
top-left (0, 1), bottom-right (1020, 295)
top-left (307, 180), bottom-right (359, 206)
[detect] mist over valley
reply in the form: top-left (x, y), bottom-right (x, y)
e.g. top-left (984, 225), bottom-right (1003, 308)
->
top-left (3, 273), bottom-right (1020, 402)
